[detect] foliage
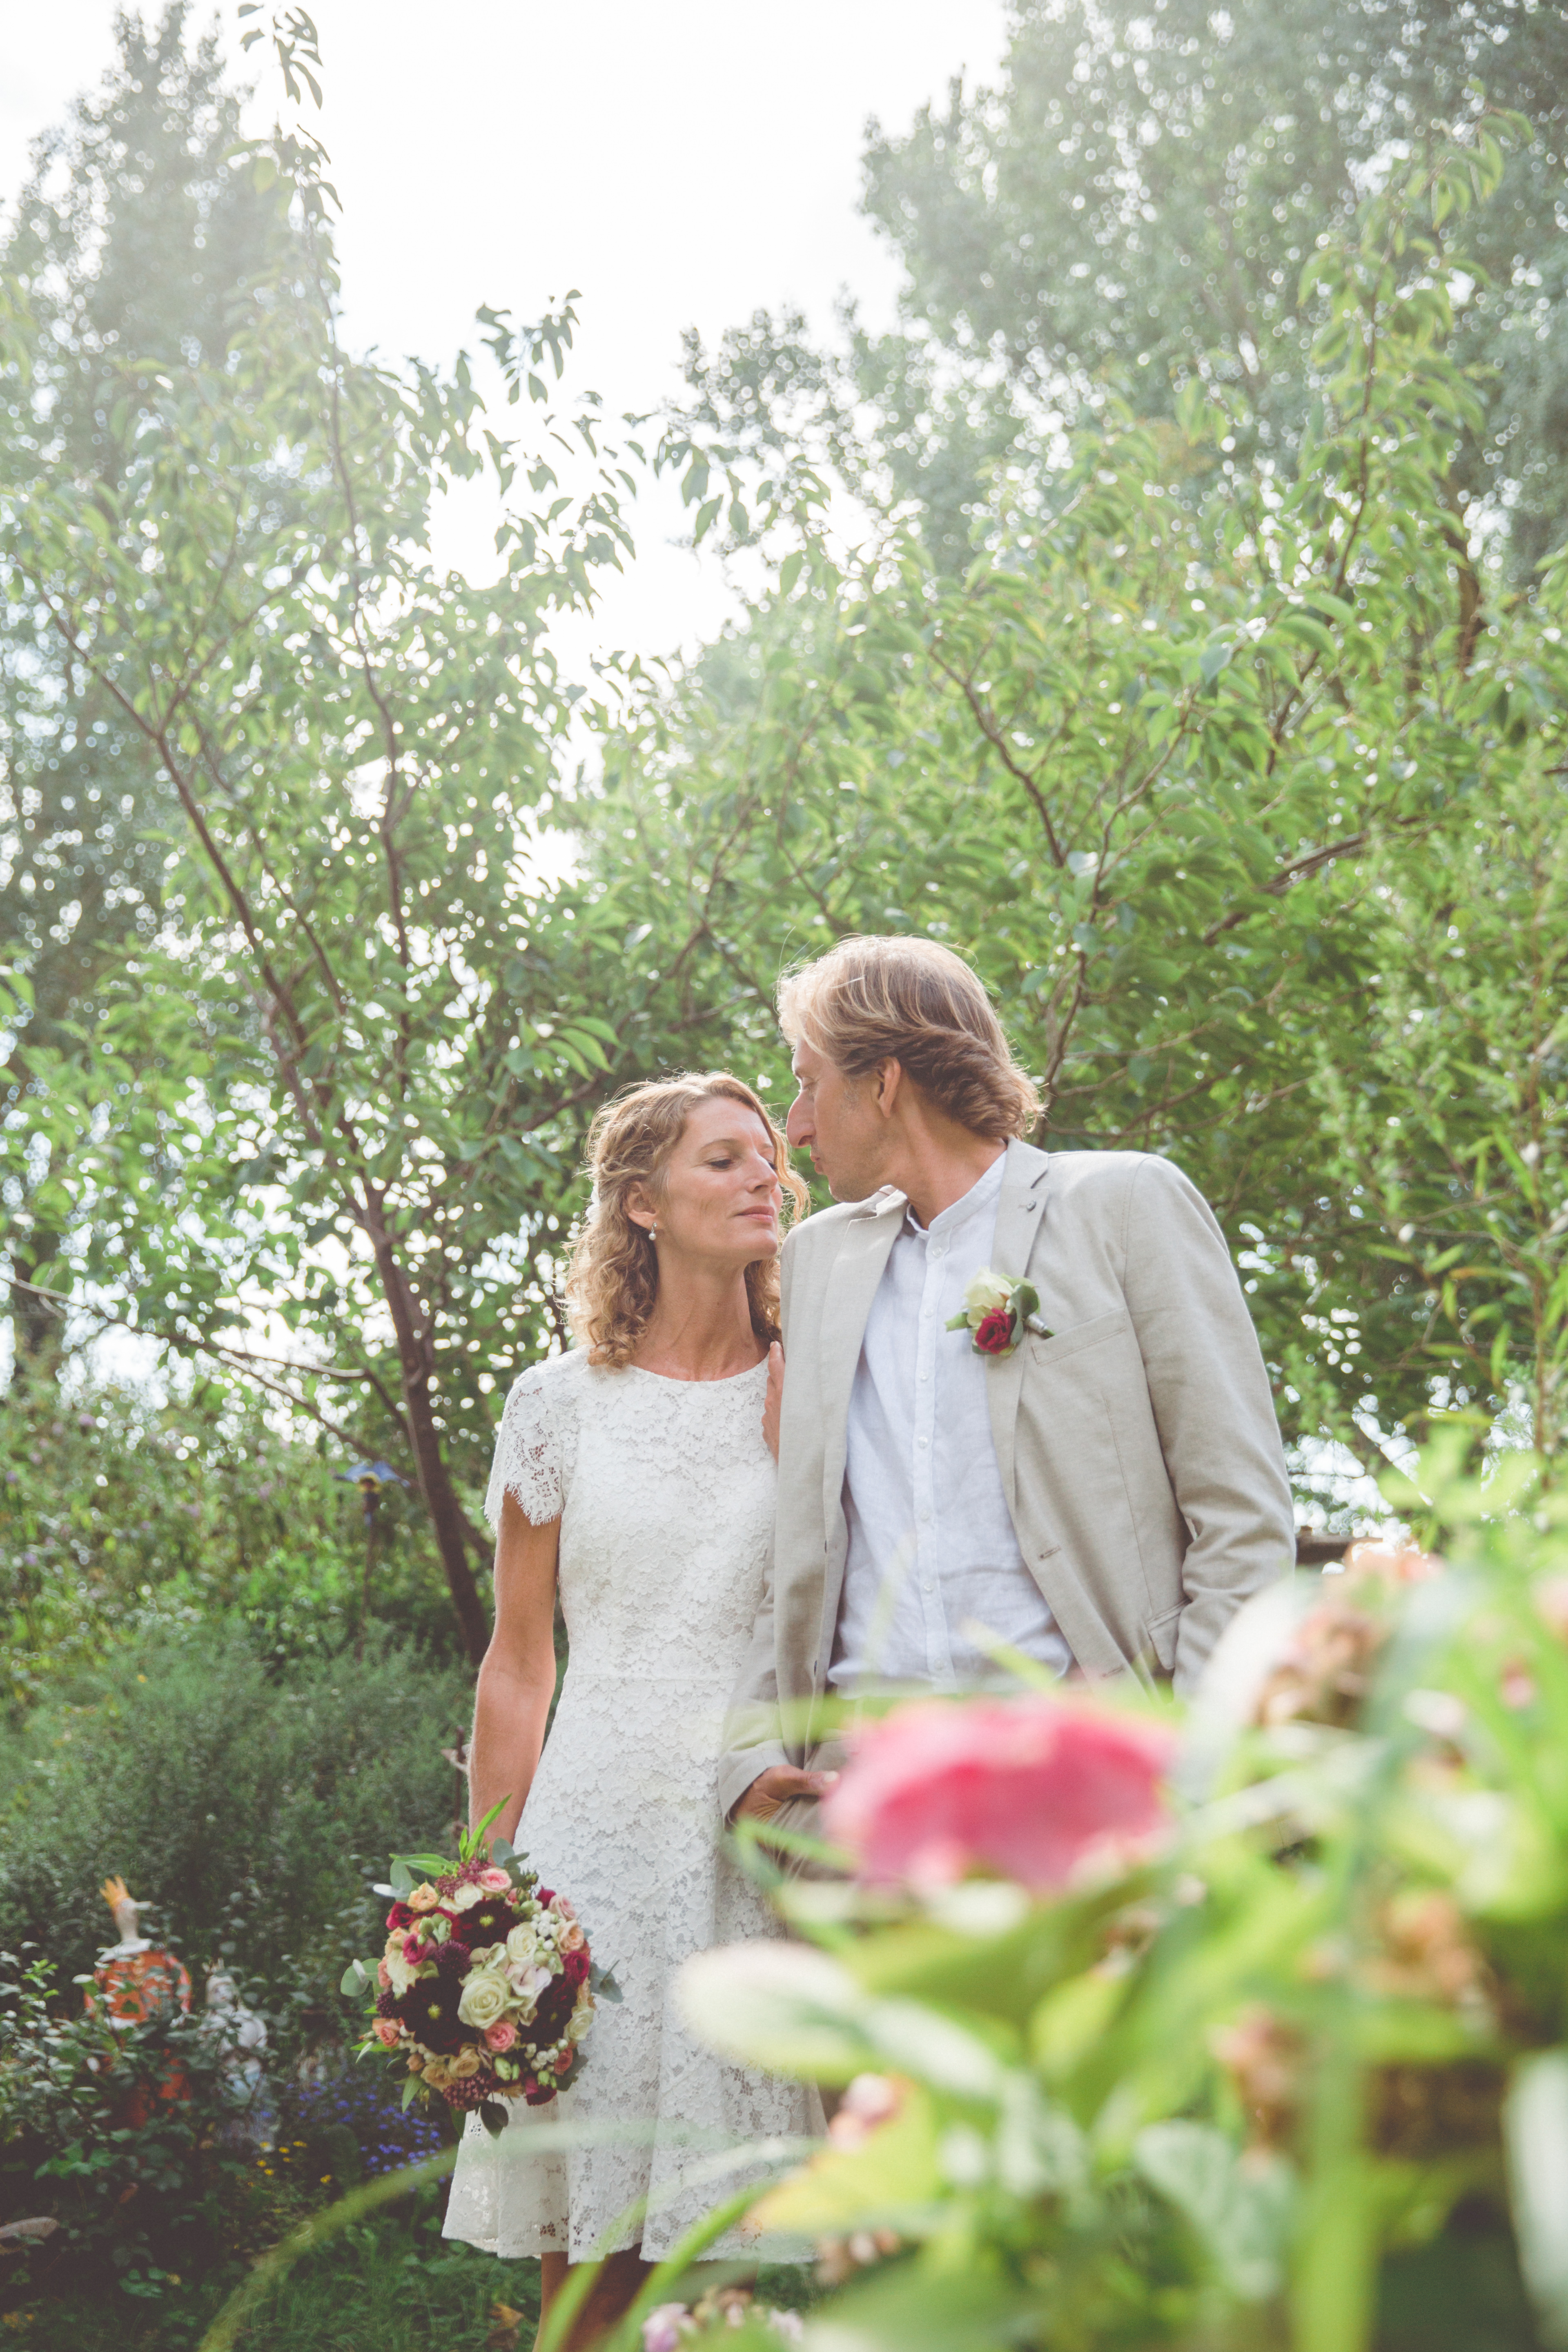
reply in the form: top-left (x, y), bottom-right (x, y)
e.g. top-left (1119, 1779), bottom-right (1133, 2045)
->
top-left (679, 0), bottom-right (1568, 580)
top-left (0, 2184), bottom-right (526, 2350)
top-left (0, 1375), bottom-right (464, 1710)
top-left (0, 10), bottom-right (737, 1659)
top-left (0, 1628), bottom-right (470, 2003)
top-left (603, 125), bottom-right (1568, 1489)
top-left (0, 1946), bottom-right (266, 2299)
top-left (677, 1446), bottom-right (1568, 2352)
top-left (1312, 741), bottom-right (1568, 1461)
top-left (0, 4), bottom-right (312, 1368)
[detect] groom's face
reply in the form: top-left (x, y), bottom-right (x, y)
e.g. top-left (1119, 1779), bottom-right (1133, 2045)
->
top-left (786, 1040), bottom-right (887, 1202)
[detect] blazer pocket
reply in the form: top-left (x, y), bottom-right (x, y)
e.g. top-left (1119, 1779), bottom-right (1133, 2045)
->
top-left (1145, 1601), bottom-right (1183, 1672)
top-left (1027, 1308), bottom-right (1133, 1367)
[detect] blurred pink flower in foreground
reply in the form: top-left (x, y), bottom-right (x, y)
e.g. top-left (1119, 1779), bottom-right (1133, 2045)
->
top-left (822, 1694), bottom-right (1178, 1893)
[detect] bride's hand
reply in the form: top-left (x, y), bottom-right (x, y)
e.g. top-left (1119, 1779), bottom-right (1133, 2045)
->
top-left (762, 1340), bottom-right (784, 1462)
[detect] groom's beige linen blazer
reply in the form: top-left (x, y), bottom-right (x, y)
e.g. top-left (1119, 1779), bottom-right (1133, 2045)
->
top-left (717, 1138), bottom-right (1295, 1818)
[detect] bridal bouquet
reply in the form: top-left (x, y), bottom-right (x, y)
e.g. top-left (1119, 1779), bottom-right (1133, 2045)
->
top-left (342, 1806), bottom-right (615, 2132)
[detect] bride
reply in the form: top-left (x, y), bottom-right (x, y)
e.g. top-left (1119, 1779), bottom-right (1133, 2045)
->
top-left (443, 1073), bottom-right (821, 2345)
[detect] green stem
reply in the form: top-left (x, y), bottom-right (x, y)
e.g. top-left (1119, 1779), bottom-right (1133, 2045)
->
top-left (607, 2185), bottom-right (774, 2350)
top-left (1290, 2029), bottom-right (1374, 2352)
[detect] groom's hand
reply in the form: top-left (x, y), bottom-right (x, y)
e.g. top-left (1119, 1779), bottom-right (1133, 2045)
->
top-left (732, 1763), bottom-right (836, 1824)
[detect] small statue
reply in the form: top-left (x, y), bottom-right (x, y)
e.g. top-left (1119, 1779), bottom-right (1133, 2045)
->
top-left (203, 1968), bottom-right (268, 2109)
top-left (87, 1878), bottom-right (192, 2030)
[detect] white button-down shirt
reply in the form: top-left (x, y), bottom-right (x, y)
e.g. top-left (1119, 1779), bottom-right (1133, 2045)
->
top-left (829, 1154), bottom-right (1074, 1695)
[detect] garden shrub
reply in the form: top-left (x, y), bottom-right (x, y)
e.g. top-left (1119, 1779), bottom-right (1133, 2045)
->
top-left (0, 1947), bottom-right (266, 2299)
top-left (0, 1626), bottom-right (474, 2008)
top-left (0, 1379), bottom-right (468, 1711)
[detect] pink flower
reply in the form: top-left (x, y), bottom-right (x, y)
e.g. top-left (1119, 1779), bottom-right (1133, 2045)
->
top-left (642, 2307), bottom-right (691, 2352)
top-left (372, 2018), bottom-right (401, 2047)
top-left (550, 1894), bottom-right (577, 1922)
top-left (485, 2019), bottom-right (518, 2052)
top-left (376, 1960), bottom-right (391, 1991)
top-left (401, 1932), bottom-right (429, 1965)
top-left (1341, 1540), bottom-right (1444, 1586)
top-left (559, 1921), bottom-right (586, 1953)
top-left (822, 1693), bottom-right (1177, 1894)
top-left (479, 1867), bottom-right (512, 1893)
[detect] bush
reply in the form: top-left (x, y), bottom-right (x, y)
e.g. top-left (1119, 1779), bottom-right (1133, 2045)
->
top-left (0, 1947), bottom-right (266, 2299)
top-left (0, 1378), bottom-right (468, 1711)
top-left (0, 1626), bottom-right (474, 2010)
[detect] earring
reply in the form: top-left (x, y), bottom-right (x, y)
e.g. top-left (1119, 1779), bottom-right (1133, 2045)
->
top-left (648, 1219), bottom-right (658, 1241)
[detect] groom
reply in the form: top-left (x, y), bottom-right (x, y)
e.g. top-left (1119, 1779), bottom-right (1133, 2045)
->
top-left (719, 933), bottom-right (1295, 1833)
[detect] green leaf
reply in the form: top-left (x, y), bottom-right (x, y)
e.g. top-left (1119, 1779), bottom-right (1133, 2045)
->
top-left (479, 2099), bottom-right (510, 2140)
top-left (1274, 609), bottom-right (1339, 660)
top-left (1135, 2122), bottom-right (1292, 2302)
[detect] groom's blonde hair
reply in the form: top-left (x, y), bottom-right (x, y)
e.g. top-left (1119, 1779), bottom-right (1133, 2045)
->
top-left (779, 937), bottom-right (1041, 1141)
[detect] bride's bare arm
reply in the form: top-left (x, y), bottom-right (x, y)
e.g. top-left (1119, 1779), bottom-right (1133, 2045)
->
top-left (468, 1491), bottom-right (561, 1847)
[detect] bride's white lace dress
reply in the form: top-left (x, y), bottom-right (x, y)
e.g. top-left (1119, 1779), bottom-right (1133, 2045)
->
top-left (442, 1349), bottom-right (819, 2263)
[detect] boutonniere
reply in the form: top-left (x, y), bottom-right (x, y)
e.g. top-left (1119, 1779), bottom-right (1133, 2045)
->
top-left (945, 1269), bottom-right (1053, 1359)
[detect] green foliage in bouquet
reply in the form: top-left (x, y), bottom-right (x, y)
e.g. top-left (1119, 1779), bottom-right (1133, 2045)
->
top-left (674, 1445), bottom-right (1568, 2352)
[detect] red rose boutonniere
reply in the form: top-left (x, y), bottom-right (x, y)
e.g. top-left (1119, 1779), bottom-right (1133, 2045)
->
top-left (945, 1270), bottom-right (1052, 1359)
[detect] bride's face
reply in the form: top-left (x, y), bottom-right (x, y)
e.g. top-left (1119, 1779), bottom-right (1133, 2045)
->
top-left (638, 1097), bottom-right (784, 1267)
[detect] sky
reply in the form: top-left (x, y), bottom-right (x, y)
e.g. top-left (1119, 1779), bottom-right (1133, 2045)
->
top-left (1, 0), bottom-right (1013, 668)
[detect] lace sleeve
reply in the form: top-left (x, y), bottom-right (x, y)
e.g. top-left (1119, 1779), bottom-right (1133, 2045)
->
top-left (485, 1365), bottom-right (564, 1529)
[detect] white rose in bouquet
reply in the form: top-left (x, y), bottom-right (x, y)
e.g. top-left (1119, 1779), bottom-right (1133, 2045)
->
top-left (457, 1968), bottom-right (511, 2031)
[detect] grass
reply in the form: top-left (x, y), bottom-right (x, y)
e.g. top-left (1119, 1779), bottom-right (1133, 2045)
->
top-left (2, 2189), bottom-right (819, 2352)
top-left (2, 2193), bottom-right (536, 2352)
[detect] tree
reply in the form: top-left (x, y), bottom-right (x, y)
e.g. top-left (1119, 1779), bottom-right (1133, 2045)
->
top-left (0, 4), bottom-right (306, 1372)
top-left (0, 59), bottom-right (715, 1659)
top-left (602, 125), bottom-right (1568, 1498)
top-left (1313, 729), bottom-right (1568, 1466)
top-left (678, 0), bottom-right (1568, 581)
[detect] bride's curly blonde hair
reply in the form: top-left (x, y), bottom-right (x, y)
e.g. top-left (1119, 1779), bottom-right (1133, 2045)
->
top-left (566, 1073), bottom-right (807, 1369)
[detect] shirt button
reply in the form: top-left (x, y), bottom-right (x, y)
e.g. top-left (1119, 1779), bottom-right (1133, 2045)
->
top-left (923, 1579), bottom-right (933, 1593)
top-left (919, 1507), bottom-right (932, 1523)
top-left (918, 1435), bottom-right (929, 1448)
top-left (930, 1243), bottom-right (947, 1261)
top-left (920, 1366), bottom-right (931, 1381)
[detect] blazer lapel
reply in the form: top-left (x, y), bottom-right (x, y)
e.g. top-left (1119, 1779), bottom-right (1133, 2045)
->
top-left (818, 1191), bottom-right (905, 1533)
top-left (986, 1140), bottom-right (1052, 1516)
top-left (815, 1191), bottom-right (906, 1663)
